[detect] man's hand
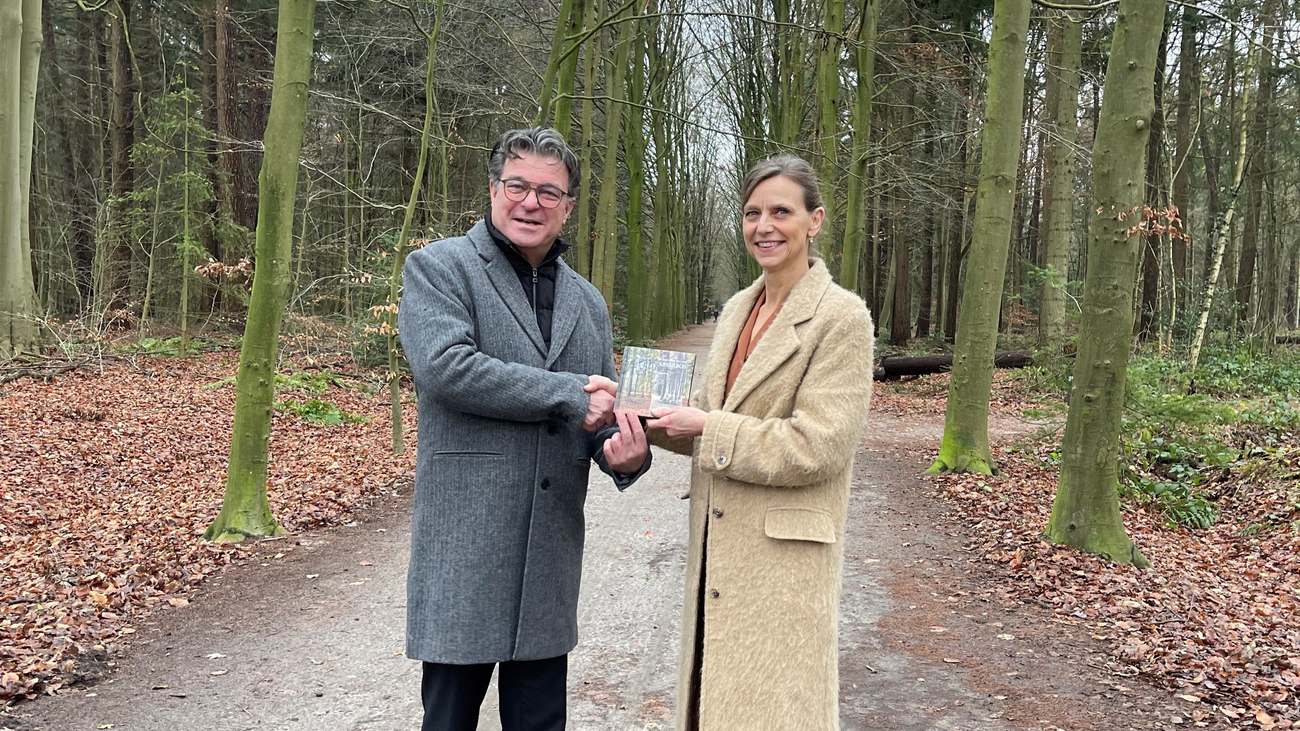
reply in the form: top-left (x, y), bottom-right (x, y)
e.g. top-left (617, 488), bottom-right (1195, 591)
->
top-left (582, 375), bottom-right (618, 432)
top-left (645, 406), bottom-right (708, 439)
top-left (603, 410), bottom-right (648, 473)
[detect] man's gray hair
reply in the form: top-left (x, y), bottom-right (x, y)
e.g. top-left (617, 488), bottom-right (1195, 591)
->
top-left (487, 127), bottom-right (580, 195)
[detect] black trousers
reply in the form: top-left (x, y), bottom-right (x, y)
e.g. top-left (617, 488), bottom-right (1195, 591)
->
top-left (420, 654), bottom-right (567, 731)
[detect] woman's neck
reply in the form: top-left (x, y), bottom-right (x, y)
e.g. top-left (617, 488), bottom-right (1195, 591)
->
top-left (762, 258), bottom-right (809, 308)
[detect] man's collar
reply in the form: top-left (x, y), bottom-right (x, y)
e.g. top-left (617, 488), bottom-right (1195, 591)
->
top-left (484, 210), bottom-right (569, 268)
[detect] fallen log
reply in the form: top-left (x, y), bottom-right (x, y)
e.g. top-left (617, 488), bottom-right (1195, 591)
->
top-left (873, 351), bottom-right (1033, 381)
top-left (1277, 334), bottom-right (1300, 345)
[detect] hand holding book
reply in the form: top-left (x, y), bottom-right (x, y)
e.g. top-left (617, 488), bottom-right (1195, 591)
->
top-left (644, 405), bottom-right (706, 439)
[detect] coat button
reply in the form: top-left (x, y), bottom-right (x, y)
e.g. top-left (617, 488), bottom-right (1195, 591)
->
top-left (710, 589), bottom-right (720, 599)
top-left (716, 454), bottom-right (728, 466)
top-left (712, 507), bottom-right (724, 518)
top-left (540, 478), bottom-right (551, 490)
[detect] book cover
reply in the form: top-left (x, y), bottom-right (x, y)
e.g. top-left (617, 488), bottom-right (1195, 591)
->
top-left (615, 346), bottom-right (696, 416)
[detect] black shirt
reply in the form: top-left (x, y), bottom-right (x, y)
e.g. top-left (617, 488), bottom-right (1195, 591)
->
top-left (484, 212), bottom-right (569, 350)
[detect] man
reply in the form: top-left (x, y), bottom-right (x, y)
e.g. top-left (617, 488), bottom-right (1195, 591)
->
top-left (398, 127), bottom-right (650, 730)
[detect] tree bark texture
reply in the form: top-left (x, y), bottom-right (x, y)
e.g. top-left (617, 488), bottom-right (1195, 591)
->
top-left (1, 0), bottom-right (42, 357)
top-left (838, 0), bottom-right (877, 294)
top-left (104, 0), bottom-right (133, 312)
top-left (1233, 0), bottom-right (1278, 334)
top-left (207, 0), bottom-right (318, 543)
top-left (590, 11), bottom-right (635, 306)
top-left (1171, 4), bottom-right (1197, 324)
top-left (1044, 0), bottom-right (1169, 567)
top-left (813, 0), bottom-right (841, 268)
top-left (1038, 12), bottom-right (1080, 346)
top-left (1137, 22), bottom-right (1168, 342)
top-left (930, 0), bottom-right (1031, 475)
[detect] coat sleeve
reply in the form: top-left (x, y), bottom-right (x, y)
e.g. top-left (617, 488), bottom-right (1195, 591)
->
top-left (696, 304), bottom-right (873, 487)
top-left (398, 247), bottom-right (590, 424)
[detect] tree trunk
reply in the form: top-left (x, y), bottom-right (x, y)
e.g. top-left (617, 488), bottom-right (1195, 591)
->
top-left (1, 0), bottom-right (42, 357)
top-left (1233, 0), bottom-right (1278, 334)
top-left (41, 0), bottom-right (90, 311)
top-left (1044, 0), bottom-right (1169, 567)
top-left (1170, 4), bottom-right (1197, 330)
top-left (888, 47), bottom-right (914, 347)
top-left (590, 11), bottom-right (635, 305)
top-left (944, 19), bottom-right (977, 344)
top-left (387, 0), bottom-right (444, 456)
top-left (206, 0), bottom-right (318, 543)
top-left (200, 0), bottom-right (221, 298)
top-left (1252, 11), bottom-right (1281, 345)
top-left (1038, 12), bottom-right (1080, 347)
top-left (1137, 22), bottom-right (1168, 342)
top-left (623, 22), bottom-right (648, 342)
top-left (214, 0), bottom-right (240, 249)
top-left (103, 0), bottom-right (133, 313)
top-left (571, 0), bottom-right (599, 280)
top-left (876, 351), bottom-right (1033, 381)
top-left (1186, 44), bottom-right (1254, 377)
top-left (929, 0), bottom-right (1031, 475)
top-left (813, 0), bottom-right (842, 269)
top-left (536, 0), bottom-right (583, 132)
top-left (838, 0), bottom-right (877, 292)
top-left (889, 209), bottom-right (909, 345)
top-left (915, 221), bottom-right (933, 338)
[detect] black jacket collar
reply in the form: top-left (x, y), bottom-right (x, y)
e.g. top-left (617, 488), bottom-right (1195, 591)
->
top-left (484, 211), bottom-right (569, 271)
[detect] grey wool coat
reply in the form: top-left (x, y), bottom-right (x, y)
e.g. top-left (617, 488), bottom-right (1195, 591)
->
top-left (398, 220), bottom-right (643, 664)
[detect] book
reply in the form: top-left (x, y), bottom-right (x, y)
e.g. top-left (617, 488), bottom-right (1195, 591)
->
top-left (615, 346), bottom-right (696, 416)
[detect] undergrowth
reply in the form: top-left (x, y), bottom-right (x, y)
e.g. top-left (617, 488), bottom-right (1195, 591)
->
top-left (1120, 346), bottom-right (1300, 530)
top-left (1009, 343), bottom-right (1300, 531)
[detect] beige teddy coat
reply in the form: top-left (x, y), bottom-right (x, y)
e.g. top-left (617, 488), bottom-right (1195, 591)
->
top-left (660, 259), bottom-right (874, 730)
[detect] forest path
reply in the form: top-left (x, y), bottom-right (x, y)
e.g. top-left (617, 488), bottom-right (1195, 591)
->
top-left (6, 321), bottom-right (1176, 731)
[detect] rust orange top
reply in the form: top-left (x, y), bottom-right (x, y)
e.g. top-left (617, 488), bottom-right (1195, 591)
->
top-left (724, 288), bottom-right (782, 400)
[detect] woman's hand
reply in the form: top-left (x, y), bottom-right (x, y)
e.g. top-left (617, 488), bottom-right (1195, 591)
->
top-left (645, 406), bottom-right (708, 439)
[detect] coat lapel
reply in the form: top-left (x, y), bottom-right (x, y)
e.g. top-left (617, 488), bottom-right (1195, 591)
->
top-left (721, 260), bottom-right (832, 412)
top-left (470, 221), bottom-right (547, 358)
top-left (706, 278), bottom-right (763, 412)
top-left (545, 265), bottom-right (582, 368)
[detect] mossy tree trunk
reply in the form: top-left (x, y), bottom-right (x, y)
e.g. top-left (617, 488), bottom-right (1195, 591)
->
top-left (536, 0), bottom-right (583, 134)
top-left (813, 0), bottom-right (842, 269)
top-left (206, 0), bottom-right (318, 543)
top-left (590, 10), bottom-right (634, 305)
top-left (1044, 0), bottom-right (1169, 567)
top-left (1038, 11), bottom-right (1080, 348)
top-left (571, 0), bottom-right (600, 280)
top-left (623, 22), bottom-right (648, 342)
top-left (838, 0), bottom-right (877, 292)
top-left (929, 0), bottom-right (1031, 475)
top-left (0, 0), bottom-right (41, 359)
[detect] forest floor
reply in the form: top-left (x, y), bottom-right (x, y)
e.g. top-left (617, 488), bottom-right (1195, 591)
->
top-left (1, 321), bottom-right (1294, 729)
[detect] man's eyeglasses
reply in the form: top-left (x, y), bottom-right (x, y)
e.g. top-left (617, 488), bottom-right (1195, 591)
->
top-left (498, 178), bottom-right (569, 209)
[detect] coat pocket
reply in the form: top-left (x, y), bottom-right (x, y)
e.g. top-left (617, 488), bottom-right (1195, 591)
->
top-left (763, 507), bottom-right (837, 544)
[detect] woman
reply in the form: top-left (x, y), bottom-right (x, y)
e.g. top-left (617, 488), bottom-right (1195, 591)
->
top-left (646, 155), bottom-right (874, 730)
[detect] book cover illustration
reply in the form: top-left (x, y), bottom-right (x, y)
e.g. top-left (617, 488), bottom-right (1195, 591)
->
top-left (614, 346), bottom-right (697, 416)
